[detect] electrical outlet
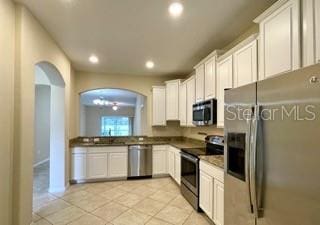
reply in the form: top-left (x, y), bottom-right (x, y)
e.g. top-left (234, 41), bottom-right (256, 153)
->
top-left (138, 137), bottom-right (144, 141)
top-left (83, 138), bottom-right (90, 142)
top-left (94, 138), bottom-right (100, 142)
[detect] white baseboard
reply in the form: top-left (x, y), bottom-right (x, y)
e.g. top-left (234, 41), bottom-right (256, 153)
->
top-left (33, 158), bottom-right (49, 168)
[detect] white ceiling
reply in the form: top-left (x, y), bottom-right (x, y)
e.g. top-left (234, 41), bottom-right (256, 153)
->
top-left (16, 0), bottom-right (276, 76)
top-left (80, 89), bottom-right (140, 107)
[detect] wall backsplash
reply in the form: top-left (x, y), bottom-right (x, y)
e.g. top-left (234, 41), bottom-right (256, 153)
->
top-left (151, 121), bottom-right (183, 137)
top-left (182, 126), bottom-right (224, 140)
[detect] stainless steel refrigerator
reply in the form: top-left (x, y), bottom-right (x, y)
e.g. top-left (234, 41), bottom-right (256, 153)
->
top-left (224, 64), bottom-right (320, 225)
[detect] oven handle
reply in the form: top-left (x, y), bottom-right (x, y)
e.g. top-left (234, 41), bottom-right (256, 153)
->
top-left (180, 152), bottom-right (199, 163)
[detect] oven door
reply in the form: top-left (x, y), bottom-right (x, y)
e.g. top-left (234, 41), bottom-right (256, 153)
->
top-left (181, 152), bottom-right (199, 195)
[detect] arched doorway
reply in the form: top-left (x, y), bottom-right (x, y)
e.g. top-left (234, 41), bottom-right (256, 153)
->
top-left (33, 62), bottom-right (66, 203)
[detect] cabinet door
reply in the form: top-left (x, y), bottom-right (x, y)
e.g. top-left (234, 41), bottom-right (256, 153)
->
top-left (179, 82), bottom-right (187, 126)
top-left (186, 76), bottom-right (196, 127)
top-left (233, 40), bottom-right (257, 87)
top-left (205, 57), bottom-right (216, 100)
top-left (153, 150), bottom-right (167, 175)
top-left (152, 87), bottom-right (166, 126)
top-left (199, 171), bottom-right (213, 219)
top-left (316, 0), bottom-right (320, 63)
top-left (213, 179), bottom-right (224, 225)
top-left (174, 151), bottom-right (181, 185)
top-left (108, 152), bottom-right (127, 178)
top-left (168, 150), bottom-right (175, 178)
top-left (87, 153), bottom-right (108, 179)
top-left (258, 0), bottom-right (300, 79)
top-left (71, 154), bottom-right (87, 180)
top-left (195, 64), bottom-right (205, 102)
top-left (217, 55), bottom-right (233, 128)
top-left (166, 81), bottom-right (180, 120)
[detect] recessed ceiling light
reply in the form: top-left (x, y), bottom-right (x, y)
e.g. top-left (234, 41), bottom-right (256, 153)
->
top-left (89, 55), bottom-right (99, 64)
top-left (146, 60), bottom-right (155, 69)
top-left (169, 2), bottom-right (183, 18)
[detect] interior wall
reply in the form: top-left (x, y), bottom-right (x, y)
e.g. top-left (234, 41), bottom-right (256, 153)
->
top-left (84, 105), bottom-right (135, 136)
top-left (75, 72), bottom-right (183, 137)
top-left (13, 5), bottom-right (72, 225)
top-left (0, 0), bottom-right (15, 224)
top-left (34, 85), bottom-right (51, 166)
top-left (133, 95), bottom-right (146, 136)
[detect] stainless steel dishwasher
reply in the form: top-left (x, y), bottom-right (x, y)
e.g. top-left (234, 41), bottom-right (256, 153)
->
top-left (128, 145), bottom-right (152, 178)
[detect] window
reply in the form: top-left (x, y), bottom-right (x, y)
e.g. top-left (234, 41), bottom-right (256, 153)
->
top-left (101, 116), bottom-right (132, 136)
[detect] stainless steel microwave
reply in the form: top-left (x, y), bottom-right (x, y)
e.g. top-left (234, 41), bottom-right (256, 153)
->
top-left (192, 99), bottom-right (217, 126)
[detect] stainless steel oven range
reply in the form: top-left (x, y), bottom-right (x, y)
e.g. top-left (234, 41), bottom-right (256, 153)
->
top-left (180, 135), bottom-right (224, 211)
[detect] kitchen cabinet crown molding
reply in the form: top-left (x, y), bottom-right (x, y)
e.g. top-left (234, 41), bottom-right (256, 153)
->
top-left (253, 0), bottom-right (290, 23)
top-left (217, 33), bottom-right (259, 63)
top-left (165, 79), bottom-right (182, 84)
top-left (152, 85), bottom-right (165, 89)
top-left (193, 50), bottom-right (225, 69)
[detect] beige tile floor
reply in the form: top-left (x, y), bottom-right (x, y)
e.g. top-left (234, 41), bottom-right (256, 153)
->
top-left (32, 177), bottom-right (214, 225)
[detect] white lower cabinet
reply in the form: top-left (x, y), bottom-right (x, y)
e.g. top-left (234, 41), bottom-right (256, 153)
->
top-left (71, 146), bottom-right (128, 181)
top-left (214, 179), bottom-right (224, 225)
top-left (168, 146), bottom-right (181, 185)
top-left (199, 171), bottom-right (213, 218)
top-left (153, 145), bottom-right (168, 175)
top-left (108, 152), bottom-right (127, 178)
top-left (71, 151), bottom-right (87, 180)
top-left (174, 150), bottom-right (181, 185)
top-left (200, 160), bottom-right (224, 225)
top-left (168, 149), bottom-right (175, 178)
top-left (87, 153), bottom-right (108, 179)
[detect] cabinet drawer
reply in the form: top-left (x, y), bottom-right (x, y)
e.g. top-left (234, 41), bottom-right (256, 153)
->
top-left (200, 160), bottom-right (224, 183)
top-left (87, 146), bottom-right (127, 153)
top-left (72, 147), bottom-right (87, 154)
top-left (153, 145), bottom-right (168, 151)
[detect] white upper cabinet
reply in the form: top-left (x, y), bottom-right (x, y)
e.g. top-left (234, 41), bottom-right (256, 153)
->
top-left (317, 0), bottom-right (320, 63)
top-left (179, 81), bottom-right (187, 126)
top-left (302, 0), bottom-right (320, 66)
top-left (165, 80), bottom-right (180, 121)
top-left (186, 76), bottom-right (196, 127)
top-left (233, 38), bottom-right (258, 87)
top-left (195, 64), bottom-right (205, 102)
top-left (254, 0), bottom-right (301, 80)
top-left (204, 56), bottom-right (216, 100)
top-left (152, 86), bottom-right (166, 126)
top-left (217, 55), bottom-right (233, 128)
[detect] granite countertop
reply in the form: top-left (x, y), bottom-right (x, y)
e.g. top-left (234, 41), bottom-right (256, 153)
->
top-left (70, 137), bottom-right (205, 150)
top-left (199, 155), bottom-right (224, 169)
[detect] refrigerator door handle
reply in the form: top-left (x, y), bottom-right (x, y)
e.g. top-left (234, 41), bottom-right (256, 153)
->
top-left (250, 105), bottom-right (263, 218)
top-left (246, 107), bottom-right (254, 214)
